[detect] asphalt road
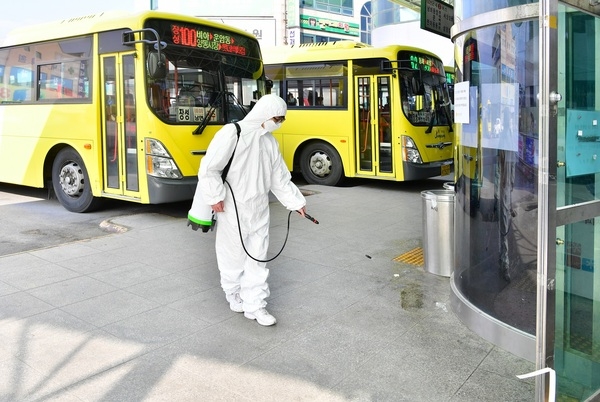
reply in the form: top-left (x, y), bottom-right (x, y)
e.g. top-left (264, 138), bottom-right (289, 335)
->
top-left (0, 183), bottom-right (191, 257)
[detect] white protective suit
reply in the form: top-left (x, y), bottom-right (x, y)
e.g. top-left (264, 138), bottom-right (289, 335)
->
top-left (197, 94), bottom-right (306, 312)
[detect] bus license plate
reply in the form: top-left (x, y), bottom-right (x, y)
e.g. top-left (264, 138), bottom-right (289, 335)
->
top-left (441, 164), bottom-right (451, 176)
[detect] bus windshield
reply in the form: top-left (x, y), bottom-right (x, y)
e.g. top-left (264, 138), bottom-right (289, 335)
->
top-left (144, 18), bottom-right (264, 125)
top-left (397, 51), bottom-right (452, 130)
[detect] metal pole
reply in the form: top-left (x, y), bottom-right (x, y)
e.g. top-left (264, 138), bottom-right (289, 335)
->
top-left (537, 0), bottom-right (558, 400)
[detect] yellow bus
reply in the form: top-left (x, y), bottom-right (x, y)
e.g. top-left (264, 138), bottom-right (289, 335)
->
top-left (263, 41), bottom-right (454, 186)
top-left (0, 10), bottom-right (266, 212)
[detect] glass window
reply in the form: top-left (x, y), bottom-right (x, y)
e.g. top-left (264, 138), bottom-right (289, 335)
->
top-left (303, 0), bottom-right (353, 16)
top-left (38, 61), bottom-right (90, 100)
top-left (0, 36), bottom-right (92, 104)
top-left (267, 62), bottom-right (347, 109)
top-left (361, 2), bottom-right (372, 45)
top-left (287, 78), bottom-right (345, 108)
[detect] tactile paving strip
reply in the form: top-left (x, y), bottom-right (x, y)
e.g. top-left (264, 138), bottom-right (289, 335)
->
top-left (393, 247), bottom-right (424, 266)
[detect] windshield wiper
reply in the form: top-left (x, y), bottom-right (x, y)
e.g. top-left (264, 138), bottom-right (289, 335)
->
top-left (193, 91), bottom-right (226, 135)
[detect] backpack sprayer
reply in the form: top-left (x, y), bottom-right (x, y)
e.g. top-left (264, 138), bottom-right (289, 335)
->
top-left (187, 122), bottom-right (318, 262)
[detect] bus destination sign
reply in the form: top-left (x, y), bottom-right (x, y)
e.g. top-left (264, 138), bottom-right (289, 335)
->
top-left (171, 23), bottom-right (247, 56)
top-left (406, 53), bottom-right (442, 75)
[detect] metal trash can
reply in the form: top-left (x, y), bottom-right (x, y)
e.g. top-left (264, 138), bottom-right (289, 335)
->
top-left (421, 189), bottom-right (455, 277)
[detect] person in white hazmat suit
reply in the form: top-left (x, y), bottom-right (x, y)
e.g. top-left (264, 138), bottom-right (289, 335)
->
top-left (197, 94), bottom-right (307, 326)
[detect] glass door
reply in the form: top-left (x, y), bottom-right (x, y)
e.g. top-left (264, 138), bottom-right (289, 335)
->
top-left (546, 2), bottom-right (600, 400)
top-left (101, 53), bottom-right (140, 198)
top-left (355, 75), bottom-right (394, 177)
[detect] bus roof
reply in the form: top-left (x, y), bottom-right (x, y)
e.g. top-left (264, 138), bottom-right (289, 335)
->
top-left (1, 10), bottom-right (256, 48)
top-left (262, 40), bottom-right (444, 65)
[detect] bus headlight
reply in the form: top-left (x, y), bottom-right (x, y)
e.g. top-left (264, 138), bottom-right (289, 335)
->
top-left (402, 136), bottom-right (423, 164)
top-left (145, 138), bottom-right (182, 179)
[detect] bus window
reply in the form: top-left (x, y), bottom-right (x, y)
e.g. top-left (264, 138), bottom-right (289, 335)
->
top-left (39, 61), bottom-right (90, 100)
top-left (286, 79), bottom-right (344, 107)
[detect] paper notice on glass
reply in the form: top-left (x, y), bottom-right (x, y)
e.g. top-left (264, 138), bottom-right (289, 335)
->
top-left (454, 81), bottom-right (470, 124)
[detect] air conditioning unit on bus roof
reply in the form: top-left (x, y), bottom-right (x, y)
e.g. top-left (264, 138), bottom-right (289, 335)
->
top-left (294, 40), bottom-right (370, 50)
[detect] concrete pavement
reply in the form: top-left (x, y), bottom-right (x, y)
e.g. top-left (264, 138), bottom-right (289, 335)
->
top-left (0, 178), bottom-right (535, 401)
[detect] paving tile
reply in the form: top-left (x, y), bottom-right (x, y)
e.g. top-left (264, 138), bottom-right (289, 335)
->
top-left (89, 261), bottom-right (168, 288)
top-left (0, 292), bottom-right (54, 321)
top-left (0, 280), bottom-right (19, 297)
top-left (27, 276), bottom-right (118, 307)
top-left (29, 243), bottom-right (103, 263)
top-left (0, 309), bottom-right (98, 355)
top-left (61, 290), bottom-right (159, 327)
top-left (0, 262), bottom-right (79, 290)
top-left (102, 306), bottom-right (210, 347)
top-left (125, 272), bottom-right (213, 305)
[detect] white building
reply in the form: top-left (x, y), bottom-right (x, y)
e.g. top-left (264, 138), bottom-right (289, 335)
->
top-left (152, 0), bottom-right (452, 65)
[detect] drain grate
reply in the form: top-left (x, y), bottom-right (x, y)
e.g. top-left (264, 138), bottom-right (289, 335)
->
top-left (394, 247), bottom-right (424, 266)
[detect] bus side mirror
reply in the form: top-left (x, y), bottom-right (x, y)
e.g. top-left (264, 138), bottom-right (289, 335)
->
top-left (147, 51), bottom-right (167, 80)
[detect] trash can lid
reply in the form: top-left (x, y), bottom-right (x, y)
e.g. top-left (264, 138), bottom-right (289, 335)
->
top-left (421, 189), bottom-right (455, 202)
top-left (443, 182), bottom-right (455, 191)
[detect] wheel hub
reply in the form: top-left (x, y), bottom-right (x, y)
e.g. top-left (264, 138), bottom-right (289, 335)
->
top-left (59, 162), bottom-right (85, 197)
top-left (309, 152), bottom-right (331, 177)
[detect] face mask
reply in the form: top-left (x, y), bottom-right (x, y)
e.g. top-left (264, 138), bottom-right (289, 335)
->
top-left (263, 119), bottom-right (282, 132)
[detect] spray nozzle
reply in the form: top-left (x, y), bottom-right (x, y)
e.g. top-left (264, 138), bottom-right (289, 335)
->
top-left (298, 211), bottom-right (319, 224)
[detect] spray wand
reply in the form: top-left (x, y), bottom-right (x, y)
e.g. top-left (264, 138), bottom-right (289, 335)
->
top-left (298, 211), bottom-right (319, 224)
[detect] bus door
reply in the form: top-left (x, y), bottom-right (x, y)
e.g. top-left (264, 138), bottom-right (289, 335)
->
top-left (100, 53), bottom-right (140, 198)
top-left (355, 75), bottom-right (394, 177)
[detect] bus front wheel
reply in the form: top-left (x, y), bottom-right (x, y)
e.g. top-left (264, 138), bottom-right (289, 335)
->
top-left (300, 142), bottom-right (344, 186)
top-left (52, 148), bottom-right (101, 213)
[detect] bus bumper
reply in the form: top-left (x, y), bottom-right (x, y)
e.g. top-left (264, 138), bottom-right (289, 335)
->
top-left (147, 176), bottom-right (197, 204)
top-left (403, 160), bottom-right (453, 181)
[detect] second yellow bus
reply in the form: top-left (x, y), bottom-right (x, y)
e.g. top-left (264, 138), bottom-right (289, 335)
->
top-left (263, 41), bottom-right (454, 185)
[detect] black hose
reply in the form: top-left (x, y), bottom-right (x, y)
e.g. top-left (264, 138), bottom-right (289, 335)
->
top-left (225, 180), bottom-right (292, 263)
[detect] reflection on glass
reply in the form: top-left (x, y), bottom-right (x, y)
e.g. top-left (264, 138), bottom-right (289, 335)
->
top-left (454, 20), bottom-right (539, 335)
top-left (455, 0), bottom-right (539, 21)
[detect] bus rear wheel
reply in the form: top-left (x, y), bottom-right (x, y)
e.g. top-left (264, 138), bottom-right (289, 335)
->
top-left (300, 142), bottom-right (344, 186)
top-left (52, 148), bottom-right (101, 213)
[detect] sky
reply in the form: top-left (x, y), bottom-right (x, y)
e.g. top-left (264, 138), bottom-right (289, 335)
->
top-left (0, 0), bottom-right (148, 38)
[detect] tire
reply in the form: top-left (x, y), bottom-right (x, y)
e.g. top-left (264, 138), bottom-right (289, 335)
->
top-left (300, 142), bottom-right (344, 186)
top-left (52, 148), bottom-right (101, 213)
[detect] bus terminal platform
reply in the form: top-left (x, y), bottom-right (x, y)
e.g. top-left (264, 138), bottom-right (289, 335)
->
top-left (0, 177), bottom-right (535, 401)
